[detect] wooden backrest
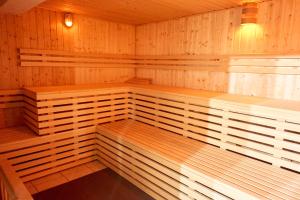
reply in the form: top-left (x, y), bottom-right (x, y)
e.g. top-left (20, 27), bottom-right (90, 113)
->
top-left (229, 55), bottom-right (300, 74)
top-left (19, 48), bottom-right (228, 71)
top-left (19, 49), bottom-right (136, 68)
top-left (128, 86), bottom-right (300, 173)
top-left (19, 48), bottom-right (300, 76)
top-left (134, 55), bottom-right (228, 70)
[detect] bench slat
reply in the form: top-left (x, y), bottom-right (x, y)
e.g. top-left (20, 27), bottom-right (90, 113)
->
top-left (97, 120), bottom-right (300, 200)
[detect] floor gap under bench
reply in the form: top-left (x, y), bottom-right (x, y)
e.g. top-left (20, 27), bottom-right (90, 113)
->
top-left (32, 168), bottom-right (154, 200)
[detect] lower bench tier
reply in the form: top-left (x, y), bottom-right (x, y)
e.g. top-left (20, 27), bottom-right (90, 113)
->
top-left (1, 120), bottom-right (300, 200)
top-left (97, 120), bottom-right (300, 200)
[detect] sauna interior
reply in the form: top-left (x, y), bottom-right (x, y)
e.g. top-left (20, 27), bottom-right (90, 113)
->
top-left (1, 0), bottom-right (300, 199)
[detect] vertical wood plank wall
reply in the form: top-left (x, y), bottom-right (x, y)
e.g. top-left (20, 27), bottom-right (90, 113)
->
top-left (0, 7), bottom-right (135, 127)
top-left (135, 0), bottom-right (300, 101)
top-left (0, 8), bottom-right (136, 89)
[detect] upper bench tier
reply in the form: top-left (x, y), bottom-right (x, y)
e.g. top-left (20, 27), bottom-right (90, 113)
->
top-left (24, 83), bottom-right (300, 117)
top-left (23, 83), bottom-right (300, 173)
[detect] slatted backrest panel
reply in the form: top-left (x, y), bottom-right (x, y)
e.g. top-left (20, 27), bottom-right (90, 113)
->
top-left (23, 88), bottom-right (130, 135)
top-left (135, 55), bottom-right (228, 70)
top-left (19, 49), bottom-right (137, 68)
top-left (20, 49), bottom-right (228, 71)
top-left (0, 127), bottom-right (97, 182)
top-left (229, 55), bottom-right (300, 74)
top-left (128, 87), bottom-right (300, 173)
top-left (137, 55), bottom-right (300, 74)
top-left (20, 49), bottom-right (300, 75)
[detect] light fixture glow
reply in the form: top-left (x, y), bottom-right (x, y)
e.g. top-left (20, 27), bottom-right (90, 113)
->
top-left (64, 13), bottom-right (73, 28)
top-left (241, 2), bottom-right (258, 25)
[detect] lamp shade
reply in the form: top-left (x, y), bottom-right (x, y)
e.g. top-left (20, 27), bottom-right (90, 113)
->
top-left (241, 2), bottom-right (258, 25)
top-left (64, 13), bottom-right (73, 27)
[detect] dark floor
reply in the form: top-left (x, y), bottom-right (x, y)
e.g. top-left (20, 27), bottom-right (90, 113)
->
top-left (33, 168), bottom-right (154, 200)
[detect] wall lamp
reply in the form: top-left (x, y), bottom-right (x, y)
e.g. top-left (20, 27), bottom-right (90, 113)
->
top-left (64, 13), bottom-right (73, 28)
top-left (241, 2), bottom-right (258, 25)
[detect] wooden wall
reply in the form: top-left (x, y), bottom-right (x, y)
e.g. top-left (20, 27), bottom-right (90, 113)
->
top-left (135, 0), bottom-right (300, 101)
top-left (0, 7), bottom-right (135, 128)
top-left (0, 7), bottom-right (136, 89)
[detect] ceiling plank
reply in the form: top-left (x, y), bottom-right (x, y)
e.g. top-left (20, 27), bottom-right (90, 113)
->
top-left (38, 0), bottom-right (243, 24)
top-left (0, 0), bottom-right (46, 14)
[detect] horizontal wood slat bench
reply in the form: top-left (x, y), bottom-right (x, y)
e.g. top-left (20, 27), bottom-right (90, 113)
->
top-left (5, 83), bottom-right (298, 200)
top-left (0, 126), bottom-right (97, 200)
top-left (128, 85), bottom-right (300, 173)
top-left (0, 126), bottom-right (97, 183)
top-left (96, 120), bottom-right (300, 200)
top-left (22, 83), bottom-right (300, 172)
top-left (97, 119), bottom-right (300, 199)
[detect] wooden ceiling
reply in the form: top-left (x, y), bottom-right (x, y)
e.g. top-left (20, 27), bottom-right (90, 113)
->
top-left (38, 0), bottom-right (244, 25)
top-left (0, 0), bottom-right (46, 14)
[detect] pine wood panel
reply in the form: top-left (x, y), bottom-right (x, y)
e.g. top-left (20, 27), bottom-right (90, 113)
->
top-left (0, 7), bottom-right (135, 90)
top-left (136, 0), bottom-right (300, 55)
top-left (97, 120), bottom-right (300, 200)
top-left (135, 0), bottom-right (300, 100)
top-left (38, 0), bottom-right (242, 25)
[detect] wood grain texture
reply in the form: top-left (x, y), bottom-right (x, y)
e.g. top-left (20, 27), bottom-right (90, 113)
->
top-left (136, 0), bottom-right (300, 55)
top-left (0, 7), bottom-right (135, 90)
top-left (38, 0), bottom-right (243, 25)
top-left (135, 0), bottom-right (300, 100)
